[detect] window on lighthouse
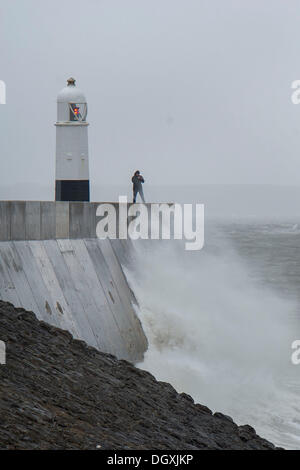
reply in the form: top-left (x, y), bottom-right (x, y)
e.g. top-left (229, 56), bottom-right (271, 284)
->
top-left (69, 103), bottom-right (87, 122)
top-left (70, 103), bottom-right (81, 121)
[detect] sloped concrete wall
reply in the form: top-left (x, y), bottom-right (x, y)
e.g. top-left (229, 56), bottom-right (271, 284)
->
top-left (0, 201), bottom-right (147, 362)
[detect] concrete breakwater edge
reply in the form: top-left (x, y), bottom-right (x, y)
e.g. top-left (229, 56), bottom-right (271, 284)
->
top-left (0, 201), bottom-right (148, 362)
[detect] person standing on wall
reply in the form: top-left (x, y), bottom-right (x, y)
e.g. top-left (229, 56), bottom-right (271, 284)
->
top-left (132, 170), bottom-right (145, 203)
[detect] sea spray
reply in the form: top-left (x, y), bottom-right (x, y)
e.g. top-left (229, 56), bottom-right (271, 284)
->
top-left (124, 226), bottom-right (300, 449)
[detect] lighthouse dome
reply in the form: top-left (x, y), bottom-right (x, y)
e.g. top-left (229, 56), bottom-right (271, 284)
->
top-left (57, 77), bottom-right (86, 103)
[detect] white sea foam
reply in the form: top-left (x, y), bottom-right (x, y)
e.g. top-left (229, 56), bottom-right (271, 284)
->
top-left (124, 232), bottom-right (300, 449)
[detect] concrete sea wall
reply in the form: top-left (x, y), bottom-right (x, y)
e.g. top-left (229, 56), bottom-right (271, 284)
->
top-left (0, 201), bottom-right (147, 362)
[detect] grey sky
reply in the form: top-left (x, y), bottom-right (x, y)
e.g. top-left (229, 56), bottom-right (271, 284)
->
top-left (1, 0), bottom-right (300, 200)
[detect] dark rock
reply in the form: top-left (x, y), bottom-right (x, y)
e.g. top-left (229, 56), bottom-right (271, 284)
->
top-left (214, 412), bottom-right (235, 423)
top-left (0, 301), bottom-right (280, 450)
top-left (195, 403), bottom-right (213, 415)
top-left (179, 392), bottom-right (194, 403)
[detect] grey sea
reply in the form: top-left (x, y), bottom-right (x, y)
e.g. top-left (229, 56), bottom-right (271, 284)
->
top-left (127, 216), bottom-right (300, 450)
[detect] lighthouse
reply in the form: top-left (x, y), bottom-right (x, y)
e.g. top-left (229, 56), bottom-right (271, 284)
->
top-left (55, 78), bottom-right (90, 201)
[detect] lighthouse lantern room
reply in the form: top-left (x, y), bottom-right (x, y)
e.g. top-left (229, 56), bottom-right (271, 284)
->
top-left (55, 78), bottom-right (90, 201)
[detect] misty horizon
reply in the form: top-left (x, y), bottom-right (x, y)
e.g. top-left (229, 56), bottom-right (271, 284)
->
top-left (1, 0), bottom-right (300, 194)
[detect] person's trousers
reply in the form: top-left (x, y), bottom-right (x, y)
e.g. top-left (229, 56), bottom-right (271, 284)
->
top-left (133, 187), bottom-right (145, 203)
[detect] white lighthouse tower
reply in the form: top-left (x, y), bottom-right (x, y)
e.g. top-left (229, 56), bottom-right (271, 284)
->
top-left (55, 78), bottom-right (90, 201)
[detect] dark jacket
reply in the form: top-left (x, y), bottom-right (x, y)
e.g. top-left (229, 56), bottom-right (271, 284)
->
top-left (132, 175), bottom-right (144, 190)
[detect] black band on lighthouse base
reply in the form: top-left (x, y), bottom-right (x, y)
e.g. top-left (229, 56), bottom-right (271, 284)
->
top-left (55, 180), bottom-right (90, 202)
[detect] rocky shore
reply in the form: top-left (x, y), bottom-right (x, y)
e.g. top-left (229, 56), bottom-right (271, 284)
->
top-left (0, 300), bottom-right (278, 450)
